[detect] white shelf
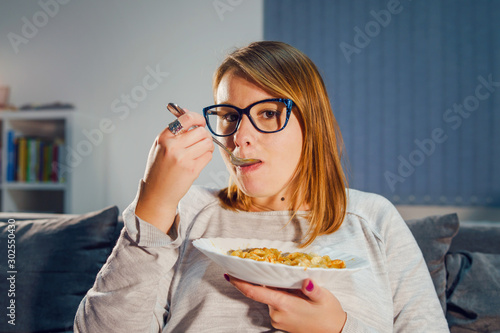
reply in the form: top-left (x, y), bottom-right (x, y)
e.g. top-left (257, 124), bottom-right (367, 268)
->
top-left (0, 109), bottom-right (73, 213)
top-left (1, 182), bottom-right (67, 190)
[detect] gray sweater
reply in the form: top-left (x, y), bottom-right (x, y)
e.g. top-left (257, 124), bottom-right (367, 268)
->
top-left (74, 186), bottom-right (449, 332)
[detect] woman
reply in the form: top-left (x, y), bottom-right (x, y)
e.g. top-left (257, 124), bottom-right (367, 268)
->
top-left (75, 41), bottom-right (449, 332)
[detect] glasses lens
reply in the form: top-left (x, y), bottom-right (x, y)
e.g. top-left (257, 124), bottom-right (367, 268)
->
top-left (205, 100), bottom-right (290, 136)
top-left (205, 106), bottom-right (240, 136)
top-left (249, 100), bottom-right (288, 132)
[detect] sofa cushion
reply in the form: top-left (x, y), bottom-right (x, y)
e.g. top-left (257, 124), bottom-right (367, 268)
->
top-left (449, 221), bottom-right (500, 254)
top-left (0, 206), bottom-right (120, 333)
top-left (405, 213), bottom-right (460, 313)
top-left (446, 251), bottom-right (500, 332)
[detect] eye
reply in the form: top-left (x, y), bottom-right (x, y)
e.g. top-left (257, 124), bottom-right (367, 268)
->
top-left (259, 110), bottom-right (281, 119)
top-left (222, 113), bottom-right (239, 122)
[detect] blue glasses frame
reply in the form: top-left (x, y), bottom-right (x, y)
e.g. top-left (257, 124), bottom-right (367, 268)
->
top-left (202, 98), bottom-right (294, 137)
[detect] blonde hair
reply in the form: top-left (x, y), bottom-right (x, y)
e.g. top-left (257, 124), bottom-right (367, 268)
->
top-left (214, 41), bottom-right (348, 247)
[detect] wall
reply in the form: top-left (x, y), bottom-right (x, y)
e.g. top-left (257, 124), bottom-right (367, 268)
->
top-left (0, 0), bottom-right (263, 213)
top-left (265, 0), bottom-right (500, 208)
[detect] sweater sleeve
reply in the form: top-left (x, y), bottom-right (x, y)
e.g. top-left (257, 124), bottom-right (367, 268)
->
top-left (74, 183), bottom-right (182, 333)
top-left (380, 199), bottom-right (450, 332)
top-left (339, 193), bottom-right (449, 332)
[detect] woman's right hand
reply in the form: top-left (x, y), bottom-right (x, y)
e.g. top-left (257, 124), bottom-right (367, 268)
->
top-left (135, 110), bottom-right (214, 233)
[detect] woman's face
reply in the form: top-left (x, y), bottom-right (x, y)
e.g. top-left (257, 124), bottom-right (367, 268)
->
top-left (216, 71), bottom-right (304, 209)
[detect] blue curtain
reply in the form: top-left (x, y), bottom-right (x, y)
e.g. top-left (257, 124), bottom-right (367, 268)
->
top-left (264, 0), bottom-right (500, 206)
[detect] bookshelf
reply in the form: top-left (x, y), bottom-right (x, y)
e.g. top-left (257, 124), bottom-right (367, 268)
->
top-left (0, 110), bottom-right (72, 213)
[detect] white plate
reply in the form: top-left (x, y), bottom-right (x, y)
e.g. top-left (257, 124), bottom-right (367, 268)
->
top-left (192, 238), bottom-right (368, 289)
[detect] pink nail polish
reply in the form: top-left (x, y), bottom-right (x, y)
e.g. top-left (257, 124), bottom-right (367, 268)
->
top-left (224, 274), bottom-right (230, 282)
top-left (306, 280), bottom-right (314, 292)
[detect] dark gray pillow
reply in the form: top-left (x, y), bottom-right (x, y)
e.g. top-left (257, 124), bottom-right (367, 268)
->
top-left (0, 206), bottom-right (120, 333)
top-left (446, 251), bottom-right (500, 333)
top-left (405, 213), bottom-right (460, 313)
top-left (449, 221), bottom-right (500, 254)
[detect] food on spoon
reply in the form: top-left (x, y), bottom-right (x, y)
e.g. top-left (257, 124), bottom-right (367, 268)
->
top-left (228, 247), bottom-right (346, 269)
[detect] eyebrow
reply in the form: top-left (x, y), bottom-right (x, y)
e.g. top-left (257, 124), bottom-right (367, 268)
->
top-left (214, 98), bottom-right (279, 107)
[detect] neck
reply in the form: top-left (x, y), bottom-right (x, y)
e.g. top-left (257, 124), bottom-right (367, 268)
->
top-left (248, 194), bottom-right (310, 212)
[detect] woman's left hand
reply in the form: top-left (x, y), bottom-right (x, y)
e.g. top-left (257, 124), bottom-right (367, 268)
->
top-left (226, 275), bottom-right (347, 333)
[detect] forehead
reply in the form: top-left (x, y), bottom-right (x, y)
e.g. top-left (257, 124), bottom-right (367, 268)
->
top-left (216, 71), bottom-right (274, 106)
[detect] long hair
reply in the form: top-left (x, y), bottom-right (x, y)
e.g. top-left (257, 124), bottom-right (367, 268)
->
top-left (214, 41), bottom-right (348, 247)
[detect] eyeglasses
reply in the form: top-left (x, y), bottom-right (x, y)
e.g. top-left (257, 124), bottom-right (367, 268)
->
top-left (202, 98), bottom-right (293, 137)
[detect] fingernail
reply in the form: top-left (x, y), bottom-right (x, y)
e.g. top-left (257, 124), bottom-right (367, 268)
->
top-left (224, 274), bottom-right (230, 282)
top-left (306, 280), bottom-right (314, 292)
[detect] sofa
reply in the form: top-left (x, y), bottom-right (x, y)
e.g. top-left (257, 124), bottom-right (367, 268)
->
top-left (0, 206), bottom-right (499, 332)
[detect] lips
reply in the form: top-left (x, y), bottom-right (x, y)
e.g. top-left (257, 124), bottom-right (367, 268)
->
top-left (240, 160), bottom-right (260, 167)
top-left (233, 150), bottom-right (261, 167)
top-left (237, 160), bottom-right (262, 170)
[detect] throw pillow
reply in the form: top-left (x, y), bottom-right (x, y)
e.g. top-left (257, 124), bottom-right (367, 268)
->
top-left (0, 206), bottom-right (120, 333)
top-left (446, 251), bottom-right (500, 333)
top-left (405, 213), bottom-right (460, 313)
top-left (449, 221), bottom-right (500, 254)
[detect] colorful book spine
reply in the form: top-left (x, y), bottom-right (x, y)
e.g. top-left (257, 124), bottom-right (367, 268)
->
top-left (55, 139), bottom-right (64, 183)
top-left (7, 134), bottom-right (65, 183)
top-left (17, 137), bottom-right (27, 182)
top-left (30, 139), bottom-right (40, 182)
top-left (51, 144), bottom-right (58, 182)
top-left (43, 144), bottom-right (52, 182)
top-left (6, 130), bottom-right (15, 181)
top-left (38, 141), bottom-right (45, 181)
top-left (13, 139), bottom-right (18, 181)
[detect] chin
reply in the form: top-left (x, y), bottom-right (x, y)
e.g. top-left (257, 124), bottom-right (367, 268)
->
top-left (238, 182), bottom-right (280, 199)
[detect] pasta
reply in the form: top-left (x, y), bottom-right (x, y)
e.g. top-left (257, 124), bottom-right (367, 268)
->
top-left (228, 247), bottom-right (346, 269)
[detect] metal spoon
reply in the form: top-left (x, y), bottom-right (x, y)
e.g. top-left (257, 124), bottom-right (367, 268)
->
top-left (166, 103), bottom-right (261, 166)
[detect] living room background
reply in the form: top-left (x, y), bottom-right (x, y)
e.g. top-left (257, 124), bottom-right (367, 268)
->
top-left (0, 0), bottom-right (498, 219)
top-left (0, 0), bottom-right (263, 214)
top-left (265, 0), bottom-right (500, 208)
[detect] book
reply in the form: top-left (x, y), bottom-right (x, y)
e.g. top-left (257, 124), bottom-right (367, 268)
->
top-left (7, 134), bottom-right (65, 183)
top-left (43, 143), bottom-right (52, 182)
top-left (27, 138), bottom-right (40, 182)
top-left (51, 144), bottom-right (58, 182)
top-left (54, 139), bottom-right (65, 183)
top-left (6, 130), bottom-right (15, 181)
top-left (17, 137), bottom-right (27, 182)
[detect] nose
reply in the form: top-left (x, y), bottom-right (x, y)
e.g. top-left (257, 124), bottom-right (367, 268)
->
top-left (233, 114), bottom-right (256, 148)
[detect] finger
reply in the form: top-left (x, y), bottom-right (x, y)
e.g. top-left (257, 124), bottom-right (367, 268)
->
top-left (169, 129), bottom-right (213, 161)
top-left (301, 279), bottom-right (325, 304)
top-left (193, 149), bottom-right (214, 174)
top-left (146, 128), bottom-right (211, 178)
top-left (160, 111), bottom-right (206, 137)
top-left (284, 288), bottom-right (309, 300)
top-left (177, 111), bottom-right (207, 129)
top-left (180, 127), bottom-right (213, 150)
top-left (301, 279), bottom-right (347, 330)
top-left (157, 126), bottom-right (211, 156)
top-left (226, 275), bottom-right (294, 310)
top-left (182, 136), bottom-right (214, 164)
